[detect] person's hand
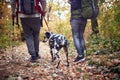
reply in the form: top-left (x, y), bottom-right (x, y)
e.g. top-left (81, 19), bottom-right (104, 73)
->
top-left (41, 11), bottom-right (46, 17)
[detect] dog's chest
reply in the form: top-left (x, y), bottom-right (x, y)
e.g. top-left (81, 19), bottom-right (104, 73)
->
top-left (49, 37), bottom-right (54, 47)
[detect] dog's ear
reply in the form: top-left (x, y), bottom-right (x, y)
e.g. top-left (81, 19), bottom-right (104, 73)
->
top-left (45, 32), bottom-right (51, 38)
top-left (45, 32), bottom-right (50, 35)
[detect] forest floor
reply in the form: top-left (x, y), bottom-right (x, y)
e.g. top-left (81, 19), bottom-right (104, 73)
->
top-left (0, 42), bottom-right (120, 80)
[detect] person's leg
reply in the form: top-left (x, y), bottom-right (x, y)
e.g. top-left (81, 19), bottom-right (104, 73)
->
top-left (70, 18), bottom-right (87, 63)
top-left (71, 19), bottom-right (83, 55)
top-left (21, 18), bottom-right (41, 62)
top-left (20, 18), bottom-right (36, 57)
top-left (32, 18), bottom-right (41, 58)
top-left (79, 19), bottom-right (87, 56)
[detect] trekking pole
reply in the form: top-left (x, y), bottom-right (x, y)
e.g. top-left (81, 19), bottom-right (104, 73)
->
top-left (16, 6), bottom-right (24, 41)
top-left (16, 1), bottom-right (23, 40)
top-left (16, 11), bottom-right (20, 28)
top-left (11, 15), bottom-right (15, 59)
top-left (12, 15), bottom-right (15, 49)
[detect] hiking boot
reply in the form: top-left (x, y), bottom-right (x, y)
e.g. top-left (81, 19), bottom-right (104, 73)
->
top-left (74, 55), bottom-right (85, 64)
top-left (30, 56), bottom-right (37, 63)
top-left (36, 56), bottom-right (41, 59)
top-left (36, 52), bottom-right (41, 59)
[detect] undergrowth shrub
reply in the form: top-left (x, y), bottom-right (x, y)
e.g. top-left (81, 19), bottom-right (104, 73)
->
top-left (86, 34), bottom-right (120, 55)
top-left (0, 34), bottom-right (11, 49)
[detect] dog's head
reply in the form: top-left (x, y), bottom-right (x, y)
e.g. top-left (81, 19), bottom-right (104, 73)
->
top-left (43, 32), bottom-right (53, 42)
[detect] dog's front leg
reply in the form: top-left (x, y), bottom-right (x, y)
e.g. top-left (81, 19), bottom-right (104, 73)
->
top-left (63, 46), bottom-right (69, 67)
top-left (56, 54), bottom-right (61, 68)
top-left (50, 48), bottom-right (54, 62)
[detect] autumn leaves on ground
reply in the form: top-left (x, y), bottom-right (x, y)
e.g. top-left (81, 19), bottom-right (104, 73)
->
top-left (0, 42), bottom-right (120, 80)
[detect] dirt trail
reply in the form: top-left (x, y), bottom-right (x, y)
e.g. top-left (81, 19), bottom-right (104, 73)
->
top-left (0, 42), bottom-right (120, 80)
top-left (0, 42), bottom-right (76, 80)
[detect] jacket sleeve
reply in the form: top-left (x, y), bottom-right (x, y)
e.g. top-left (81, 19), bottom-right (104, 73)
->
top-left (10, 0), bottom-right (17, 15)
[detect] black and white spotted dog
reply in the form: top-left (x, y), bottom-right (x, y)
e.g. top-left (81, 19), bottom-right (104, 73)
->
top-left (43, 32), bottom-right (69, 68)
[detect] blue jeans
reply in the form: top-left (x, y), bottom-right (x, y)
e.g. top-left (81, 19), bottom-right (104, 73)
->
top-left (20, 17), bottom-right (41, 57)
top-left (70, 18), bottom-right (87, 56)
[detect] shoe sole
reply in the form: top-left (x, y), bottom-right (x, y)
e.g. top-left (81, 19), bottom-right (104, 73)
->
top-left (36, 56), bottom-right (41, 59)
top-left (74, 58), bottom-right (85, 64)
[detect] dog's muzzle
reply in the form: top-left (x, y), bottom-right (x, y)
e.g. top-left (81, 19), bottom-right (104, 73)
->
top-left (42, 36), bottom-right (48, 43)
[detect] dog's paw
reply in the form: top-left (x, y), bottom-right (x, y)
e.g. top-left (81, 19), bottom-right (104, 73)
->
top-left (51, 59), bottom-right (54, 62)
top-left (55, 65), bottom-right (59, 68)
top-left (66, 63), bottom-right (69, 67)
top-left (51, 57), bottom-right (56, 62)
top-left (65, 62), bottom-right (69, 67)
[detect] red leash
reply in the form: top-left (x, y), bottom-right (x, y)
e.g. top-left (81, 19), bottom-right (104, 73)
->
top-left (43, 17), bottom-right (51, 31)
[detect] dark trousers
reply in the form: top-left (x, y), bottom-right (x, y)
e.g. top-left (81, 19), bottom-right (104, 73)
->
top-left (20, 17), bottom-right (41, 57)
top-left (91, 18), bottom-right (99, 34)
top-left (70, 18), bottom-right (87, 56)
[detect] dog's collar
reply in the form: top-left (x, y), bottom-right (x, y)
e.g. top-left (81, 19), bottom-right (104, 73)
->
top-left (49, 34), bottom-right (55, 40)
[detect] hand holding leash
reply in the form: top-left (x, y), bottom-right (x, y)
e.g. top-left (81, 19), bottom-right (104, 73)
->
top-left (38, 1), bottom-right (46, 17)
top-left (39, 1), bottom-right (50, 31)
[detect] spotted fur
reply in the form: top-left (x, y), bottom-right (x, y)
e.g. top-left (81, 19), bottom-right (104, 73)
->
top-left (43, 32), bottom-right (69, 68)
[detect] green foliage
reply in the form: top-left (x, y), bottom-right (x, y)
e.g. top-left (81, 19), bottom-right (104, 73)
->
top-left (77, 68), bottom-right (82, 72)
top-left (99, 1), bottom-right (120, 40)
top-left (85, 49), bottom-right (93, 56)
top-left (0, 2), bottom-right (11, 49)
top-left (0, 33), bottom-right (11, 49)
top-left (114, 53), bottom-right (120, 58)
top-left (0, 1), bottom-right (22, 49)
top-left (86, 34), bottom-right (120, 55)
top-left (99, 0), bottom-right (105, 4)
top-left (114, 2), bottom-right (120, 29)
top-left (0, 19), bottom-right (11, 49)
top-left (84, 1), bottom-right (120, 57)
top-left (88, 58), bottom-right (104, 68)
top-left (0, 21), bottom-right (21, 49)
top-left (83, 74), bottom-right (90, 79)
top-left (88, 59), bottom-right (96, 66)
top-left (110, 66), bottom-right (120, 74)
